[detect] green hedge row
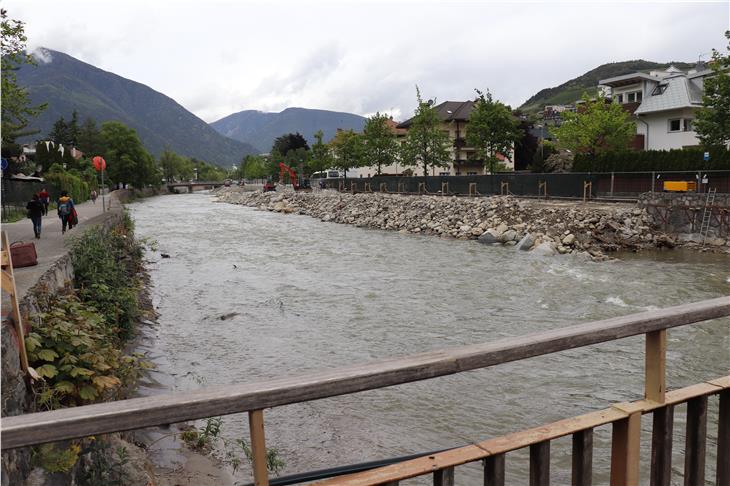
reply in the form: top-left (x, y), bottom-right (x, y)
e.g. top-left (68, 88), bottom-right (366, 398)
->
top-left (573, 149), bottom-right (730, 172)
top-left (45, 169), bottom-right (91, 203)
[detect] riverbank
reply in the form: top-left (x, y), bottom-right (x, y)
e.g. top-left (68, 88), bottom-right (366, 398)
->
top-left (214, 188), bottom-right (730, 260)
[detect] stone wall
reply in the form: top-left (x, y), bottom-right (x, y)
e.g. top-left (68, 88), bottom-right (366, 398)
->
top-left (638, 192), bottom-right (729, 239)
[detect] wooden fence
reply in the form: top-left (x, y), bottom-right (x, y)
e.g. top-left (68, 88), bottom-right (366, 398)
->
top-left (2, 297), bottom-right (729, 486)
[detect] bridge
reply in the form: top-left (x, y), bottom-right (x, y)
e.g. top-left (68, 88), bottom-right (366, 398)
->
top-left (2, 297), bottom-right (729, 485)
top-left (166, 180), bottom-right (226, 192)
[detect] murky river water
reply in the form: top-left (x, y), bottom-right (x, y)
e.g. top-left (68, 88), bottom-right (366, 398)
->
top-left (128, 193), bottom-right (729, 485)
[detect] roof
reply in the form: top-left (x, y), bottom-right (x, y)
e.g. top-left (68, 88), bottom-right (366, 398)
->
top-left (397, 100), bottom-right (475, 128)
top-left (599, 72), bottom-right (660, 88)
top-left (634, 75), bottom-right (702, 115)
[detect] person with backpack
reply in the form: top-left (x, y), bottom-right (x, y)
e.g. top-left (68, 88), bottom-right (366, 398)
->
top-left (38, 188), bottom-right (50, 215)
top-left (26, 194), bottom-right (44, 239)
top-left (57, 191), bottom-right (76, 234)
top-left (90, 189), bottom-right (98, 204)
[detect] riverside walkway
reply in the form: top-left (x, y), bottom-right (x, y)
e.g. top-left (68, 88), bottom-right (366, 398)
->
top-left (1, 193), bottom-right (121, 300)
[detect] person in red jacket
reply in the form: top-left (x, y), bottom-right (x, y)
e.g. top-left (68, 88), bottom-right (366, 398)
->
top-left (38, 188), bottom-right (50, 215)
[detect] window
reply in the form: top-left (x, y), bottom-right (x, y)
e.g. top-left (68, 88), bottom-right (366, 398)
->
top-left (637, 91), bottom-right (643, 102)
top-left (467, 171), bottom-right (478, 176)
top-left (438, 171), bottom-right (450, 176)
top-left (652, 84), bottom-right (668, 95)
top-left (627, 92), bottom-right (635, 103)
top-left (683, 119), bottom-right (693, 132)
top-left (668, 119), bottom-right (681, 132)
top-left (616, 94), bottom-right (624, 103)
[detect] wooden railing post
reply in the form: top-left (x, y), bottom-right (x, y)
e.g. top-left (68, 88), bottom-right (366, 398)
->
top-left (530, 441), bottom-right (550, 486)
top-left (718, 389), bottom-right (730, 486)
top-left (441, 182), bottom-right (449, 195)
top-left (684, 396), bottom-right (708, 486)
top-left (610, 410), bottom-right (641, 486)
top-left (572, 429), bottom-right (593, 486)
top-left (249, 409), bottom-right (269, 486)
top-left (645, 330), bottom-right (667, 403)
top-left (484, 454), bottom-right (505, 486)
top-left (433, 466), bottom-right (454, 486)
top-left (650, 405), bottom-right (674, 486)
top-left (469, 182), bottom-right (477, 196)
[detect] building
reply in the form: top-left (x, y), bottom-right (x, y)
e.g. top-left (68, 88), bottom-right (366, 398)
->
top-left (598, 64), bottom-right (710, 150)
top-left (396, 101), bottom-right (514, 175)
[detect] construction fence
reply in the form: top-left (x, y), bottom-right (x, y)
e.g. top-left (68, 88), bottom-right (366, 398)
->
top-left (320, 170), bottom-right (730, 199)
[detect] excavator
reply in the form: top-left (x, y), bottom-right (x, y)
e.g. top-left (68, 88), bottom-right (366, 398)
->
top-left (278, 162), bottom-right (311, 191)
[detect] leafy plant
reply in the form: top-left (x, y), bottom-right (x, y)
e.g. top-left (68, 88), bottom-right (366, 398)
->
top-left (32, 442), bottom-right (81, 474)
top-left (77, 440), bottom-right (130, 486)
top-left (26, 292), bottom-right (145, 407)
top-left (227, 438), bottom-right (285, 475)
top-left (181, 417), bottom-right (223, 451)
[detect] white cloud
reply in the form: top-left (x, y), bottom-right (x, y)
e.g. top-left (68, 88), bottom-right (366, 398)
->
top-left (5, 0), bottom-right (728, 122)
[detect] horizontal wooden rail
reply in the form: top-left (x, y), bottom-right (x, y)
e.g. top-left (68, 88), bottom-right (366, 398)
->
top-left (2, 296), bottom-right (729, 450)
top-left (313, 377), bottom-right (730, 485)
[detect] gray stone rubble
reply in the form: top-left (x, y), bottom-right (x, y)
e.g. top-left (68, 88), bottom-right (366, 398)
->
top-left (215, 188), bottom-right (729, 260)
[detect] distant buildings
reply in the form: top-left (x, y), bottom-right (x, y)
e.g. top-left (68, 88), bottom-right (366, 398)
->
top-left (598, 64), bottom-right (710, 150)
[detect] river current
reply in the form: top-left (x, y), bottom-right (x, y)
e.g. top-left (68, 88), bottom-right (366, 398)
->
top-left (129, 192), bottom-right (729, 485)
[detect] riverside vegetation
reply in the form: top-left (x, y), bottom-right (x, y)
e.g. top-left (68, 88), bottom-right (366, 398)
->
top-left (23, 212), bottom-right (153, 484)
top-left (216, 188), bottom-right (729, 260)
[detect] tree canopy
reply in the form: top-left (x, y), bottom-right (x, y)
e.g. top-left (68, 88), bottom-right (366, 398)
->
top-left (400, 87), bottom-right (451, 177)
top-left (1, 9), bottom-right (46, 151)
top-left (271, 132), bottom-right (310, 156)
top-left (329, 129), bottom-right (364, 179)
top-left (309, 129), bottom-right (332, 174)
top-left (466, 89), bottom-right (520, 173)
top-left (694, 31), bottom-right (730, 149)
top-left (552, 93), bottom-right (635, 157)
top-left (100, 121), bottom-right (160, 188)
top-left (362, 112), bottom-right (398, 175)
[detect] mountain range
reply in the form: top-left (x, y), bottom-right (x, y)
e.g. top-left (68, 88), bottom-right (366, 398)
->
top-left (518, 60), bottom-right (695, 114)
top-left (210, 108), bottom-right (366, 153)
top-left (16, 48), bottom-right (258, 167)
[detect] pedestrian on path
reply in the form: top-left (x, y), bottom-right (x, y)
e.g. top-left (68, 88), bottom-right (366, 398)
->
top-left (91, 189), bottom-right (98, 204)
top-left (26, 194), bottom-right (44, 239)
top-left (38, 187), bottom-right (50, 215)
top-left (57, 191), bottom-right (76, 234)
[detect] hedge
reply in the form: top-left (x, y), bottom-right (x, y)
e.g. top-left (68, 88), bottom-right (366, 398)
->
top-left (572, 148), bottom-right (730, 172)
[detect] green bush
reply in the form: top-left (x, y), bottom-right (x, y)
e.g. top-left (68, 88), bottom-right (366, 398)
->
top-left (70, 213), bottom-right (143, 341)
top-left (45, 165), bottom-right (91, 202)
top-left (572, 148), bottom-right (730, 172)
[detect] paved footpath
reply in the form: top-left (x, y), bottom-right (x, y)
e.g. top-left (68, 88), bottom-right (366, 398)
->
top-left (2, 193), bottom-right (121, 299)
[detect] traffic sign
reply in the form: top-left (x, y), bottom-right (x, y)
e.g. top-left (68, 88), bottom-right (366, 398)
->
top-left (0, 158), bottom-right (7, 171)
top-left (704, 152), bottom-right (710, 161)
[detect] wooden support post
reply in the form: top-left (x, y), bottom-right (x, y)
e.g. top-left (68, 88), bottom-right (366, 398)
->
top-left (484, 454), bottom-right (505, 486)
top-left (610, 172), bottom-right (615, 197)
top-left (572, 429), bottom-right (593, 486)
top-left (398, 182), bottom-right (405, 193)
top-left (364, 182), bottom-right (371, 192)
top-left (469, 182), bottom-right (477, 197)
top-left (650, 405), bottom-right (674, 486)
top-left (610, 412), bottom-right (641, 486)
top-left (530, 441), bottom-right (550, 486)
top-left (583, 181), bottom-right (592, 202)
top-left (338, 181), bottom-right (344, 192)
top-left (248, 409), bottom-right (269, 486)
top-left (418, 182), bottom-right (426, 194)
top-left (433, 466), bottom-right (454, 486)
top-left (684, 396), bottom-right (708, 486)
top-left (500, 181), bottom-right (509, 196)
top-left (380, 182), bottom-right (388, 193)
top-left (351, 181), bottom-right (357, 193)
top-left (538, 181), bottom-right (547, 199)
top-left (718, 390), bottom-right (730, 486)
top-left (441, 182), bottom-right (449, 195)
top-left (1, 231), bottom-right (29, 374)
top-left (645, 330), bottom-right (666, 403)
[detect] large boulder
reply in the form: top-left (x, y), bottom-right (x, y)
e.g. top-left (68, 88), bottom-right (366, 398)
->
top-left (532, 241), bottom-right (556, 256)
top-left (516, 234), bottom-right (535, 251)
top-left (478, 229), bottom-right (500, 244)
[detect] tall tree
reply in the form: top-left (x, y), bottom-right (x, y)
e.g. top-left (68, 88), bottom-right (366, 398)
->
top-left (400, 87), bottom-right (451, 178)
top-left (309, 129), bottom-right (332, 173)
top-left (100, 121), bottom-right (159, 188)
top-left (48, 116), bottom-right (71, 145)
top-left (329, 129), bottom-right (364, 180)
top-left (271, 132), bottom-right (310, 156)
top-left (466, 89), bottom-right (521, 173)
top-left (694, 31), bottom-right (730, 148)
top-left (1, 9), bottom-right (46, 148)
top-left (552, 93), bottom-right (635, 157)
top-left (159, 148), bottom-right (186, 182)
top-left (363, 112), bottom-right (398, 175)
top-left (77, 117), bottom-right (106, 156)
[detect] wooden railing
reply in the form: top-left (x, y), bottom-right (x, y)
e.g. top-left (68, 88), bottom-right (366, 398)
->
top-left (2, 297), bottom-right (729, 486)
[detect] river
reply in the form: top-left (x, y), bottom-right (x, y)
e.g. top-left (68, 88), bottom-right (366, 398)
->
top-left (128, 192), bottom-right (729, 485)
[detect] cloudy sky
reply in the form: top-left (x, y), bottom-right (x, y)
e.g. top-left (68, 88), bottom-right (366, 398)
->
top-left (6, 0), bottom-right (729, 122)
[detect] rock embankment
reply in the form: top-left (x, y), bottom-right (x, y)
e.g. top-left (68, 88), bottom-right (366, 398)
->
top-left (215, 188), bottom-right (721, 260)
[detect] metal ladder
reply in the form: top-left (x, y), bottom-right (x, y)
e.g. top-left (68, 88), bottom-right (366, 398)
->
top-left (699, 187), bottom-right (717, 244)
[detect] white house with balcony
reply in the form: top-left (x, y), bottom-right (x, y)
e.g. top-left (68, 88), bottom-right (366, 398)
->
top-left (598, 65), bottom-right (710, 150)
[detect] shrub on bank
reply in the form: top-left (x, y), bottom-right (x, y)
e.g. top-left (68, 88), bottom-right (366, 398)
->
top-left (572, 148), bottom-right (730, 172)
top-left (70, 213), bottom-right (144, 341)
top-left (45, 165), bottom-right (92, 203)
